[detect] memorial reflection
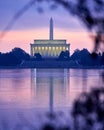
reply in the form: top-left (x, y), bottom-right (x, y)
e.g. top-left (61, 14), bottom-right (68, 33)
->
top-left (31, 69), bottom-right (70, 111)
top-left (0, 69), bottom-right (102, 110)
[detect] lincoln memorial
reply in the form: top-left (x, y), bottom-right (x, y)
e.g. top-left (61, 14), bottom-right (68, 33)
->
top-left (30, 18), bottom-right (70, 57)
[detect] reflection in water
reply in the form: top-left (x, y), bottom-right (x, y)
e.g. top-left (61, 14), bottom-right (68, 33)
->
top-left (0, 69), bottom-right (103, 129)
top-left (0, 69), bottom-right (32, 108)
top-left (50, 76), bottom-right (53, 113)
top-left (82, 69), bottom-right (87, 91)
top-left (30, 69), bottom-right (70, 111)
top-left (0, 69), bottom-right (103, 111)
top-left (0, 69), bottom-right (103, 110)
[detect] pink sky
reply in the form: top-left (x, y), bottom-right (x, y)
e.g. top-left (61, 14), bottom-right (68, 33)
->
top-left (0, 28), bottom-right (93, 55)
top-left (0, 0), bottom-right (95, 55)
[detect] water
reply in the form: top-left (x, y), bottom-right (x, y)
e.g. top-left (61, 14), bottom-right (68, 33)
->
top-left (0, 69), bottom-right (103, 129)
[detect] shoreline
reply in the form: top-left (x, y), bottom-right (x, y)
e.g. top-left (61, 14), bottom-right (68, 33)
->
top-left (0, 61), bottom-right (104, 69)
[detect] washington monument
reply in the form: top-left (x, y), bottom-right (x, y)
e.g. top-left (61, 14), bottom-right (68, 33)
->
top-left (50, 18), bottom-right (53, 40)
top-left (30, 18), bottom-right (70, 57)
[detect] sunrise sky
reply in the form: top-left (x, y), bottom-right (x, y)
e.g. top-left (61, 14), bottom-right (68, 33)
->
top-left (0, 0), bottom-right (93, 54)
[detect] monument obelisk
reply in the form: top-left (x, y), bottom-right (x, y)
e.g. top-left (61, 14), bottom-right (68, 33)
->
top-left (50, 18), bottom-right (53, 40)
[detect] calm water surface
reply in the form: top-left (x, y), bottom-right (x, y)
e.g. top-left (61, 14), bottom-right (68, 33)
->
top-left (0, 69), bottom-right (103, 129)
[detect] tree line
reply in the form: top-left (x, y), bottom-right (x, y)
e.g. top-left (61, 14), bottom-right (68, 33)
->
top-left (0, 47), bottom-right (104, 66)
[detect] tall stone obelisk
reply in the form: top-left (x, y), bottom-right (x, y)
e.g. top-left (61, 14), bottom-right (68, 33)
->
top-left (50, 18), bottom-right (53, 40)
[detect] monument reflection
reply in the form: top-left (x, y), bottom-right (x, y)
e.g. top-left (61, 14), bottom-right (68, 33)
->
top-left (31, 69), bottom-right (70, 111)
top-left (0, 69), bottom-right (102, 110)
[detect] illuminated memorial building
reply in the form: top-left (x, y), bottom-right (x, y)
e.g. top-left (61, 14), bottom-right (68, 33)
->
top-left (30, 18), bottom-right (70, 58)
